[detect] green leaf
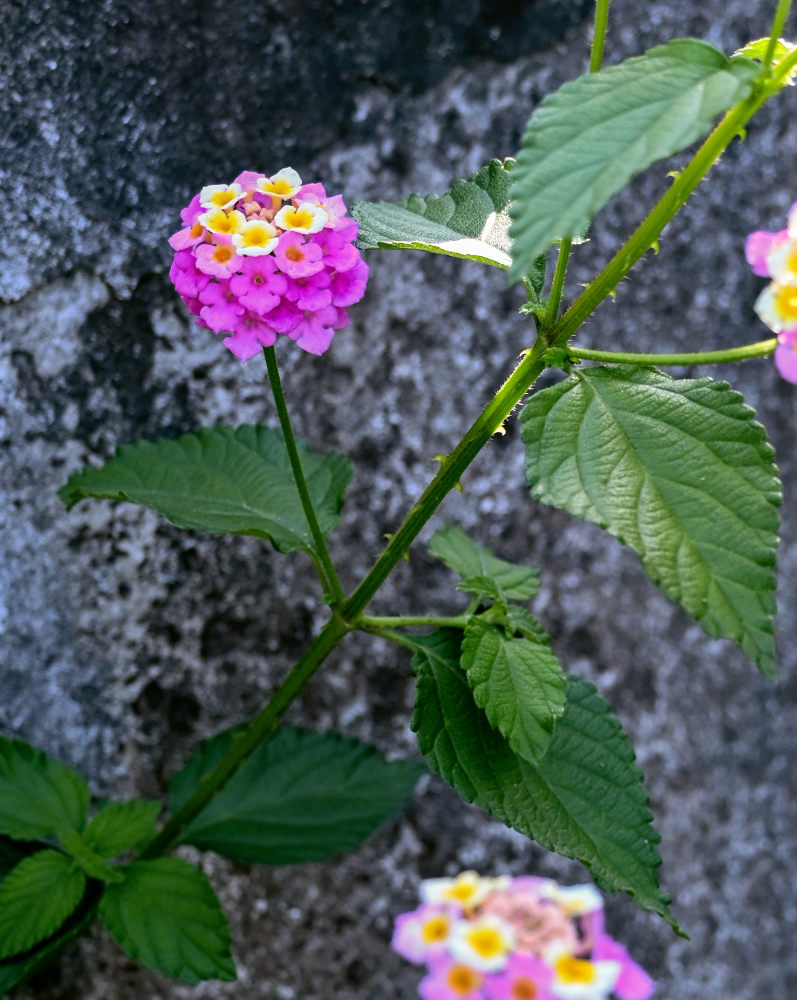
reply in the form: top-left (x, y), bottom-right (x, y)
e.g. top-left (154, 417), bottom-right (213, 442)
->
top-left (59, 425), bottom-right (353, 555)
top-left (520, 366), bottom-right (781, 675)
top-left (0, 736), bottom-right (90, 841)
top-left (83, 800), bottom-right (162, 858)
top-left (0, 837), bottom-right (38, 884)
top-left (353, 159), bottom-right (515, 268)
top-left (502, 605), bottom-right (552, 645)
top-left (98, 858), bottom-right (236, 984)
top-left (428, 524), bottom-right (541, 604)
top-left (0, 850), bottom-right (86, 960)
top-left (461, 619), bottom-right (567, 765)
top-left (169, 726), bottom-right (424, 865)
top-left (411, 629), bottom-right (676, 927)
top-left (508, 39), bottom-right (759, 280)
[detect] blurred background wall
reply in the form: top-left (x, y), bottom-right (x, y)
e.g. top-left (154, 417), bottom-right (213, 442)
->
top-left (1, 1), bottom-right (796, 997)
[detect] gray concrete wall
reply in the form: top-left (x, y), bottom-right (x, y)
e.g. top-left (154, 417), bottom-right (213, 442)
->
top-left (2, 1), bottom-right (796, 997)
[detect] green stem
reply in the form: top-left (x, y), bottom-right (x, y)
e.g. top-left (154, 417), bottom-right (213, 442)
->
top-left (764, 0), bottom-right (793, 67)
top-left (589, 0), bottom-right (612, 73)
top-left (567, 338), bottom-right (778, 366)
top-left (141, 615), bottom-right (351, 858)
top-left (359, 613), bottom-right (469, 630)
top-left (263, 345), bottom-right (346, 605)
top-left (540, 0), bottom-right (609, 329)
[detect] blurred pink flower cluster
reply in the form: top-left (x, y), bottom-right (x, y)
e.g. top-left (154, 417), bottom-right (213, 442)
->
top-left (169, 168), bottom-right (368, 360)
top-left (392, 872), bottom-right (653, 1000)
top-left (746, 201), bottom-right (797, 383)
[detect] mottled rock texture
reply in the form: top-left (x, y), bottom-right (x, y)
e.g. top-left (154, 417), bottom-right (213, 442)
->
top-left (2, 1), bottom-right (796, 998)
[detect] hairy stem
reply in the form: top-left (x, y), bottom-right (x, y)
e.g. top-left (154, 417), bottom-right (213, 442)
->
top-left (566, 338), bottom-right (778, 366)
top-left (263, 345), bottom-right (346, 604)
top-left (764, 0), bottom-right (793, 67)
top-left (589, 0), bottom-right (612, 73)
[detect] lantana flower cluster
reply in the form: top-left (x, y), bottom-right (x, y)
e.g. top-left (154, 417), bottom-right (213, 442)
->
top-left (168, 168), bottom-right (368, 360)
top-left (746, 200), bottom-right (797, 383)
top-left (392, 872), bottom-right (654, 1000)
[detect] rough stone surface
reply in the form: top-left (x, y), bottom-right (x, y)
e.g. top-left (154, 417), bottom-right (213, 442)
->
top-left (1, 1), bottom-right (796, 998)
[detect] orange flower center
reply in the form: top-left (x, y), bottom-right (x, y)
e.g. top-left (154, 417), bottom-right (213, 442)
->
top-left (446, 964), bottom-right (482, 996)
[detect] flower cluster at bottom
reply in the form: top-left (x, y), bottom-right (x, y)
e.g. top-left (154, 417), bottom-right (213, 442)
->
top-left (168, 167), bottom-right (368, 361)
top-left (746, 200), bottom-right (797, 383)
top-left (392, 872), bottom-right (654, 1000)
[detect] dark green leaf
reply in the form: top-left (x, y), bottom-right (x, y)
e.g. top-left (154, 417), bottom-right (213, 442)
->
top-left (353, 159), bottom-right (514, 268)
top-left (428, 524), bottom-right (541, 604)
top-left (59, 425), bottom-right (353, 555)
top-left (169, 726), bottom-right (424, 864)
top-left (0, 850), bottom-right (86, 960)
top-left (521, 366), bottom-right (781, 675)
top-left (0, 837), bottom-right (38, 884)
top-left (461, 619), bottom-right (567, 764)
top-left (411, 630), bottom-right (676, 927)
top-left (508, 39), bottom-right (758, 280)
top-left (98, 858), bottom-right (236, 984)
top-left (0, 736), bottom-right (90, 841)
top-left (83, 800), bottom-right (162, 858)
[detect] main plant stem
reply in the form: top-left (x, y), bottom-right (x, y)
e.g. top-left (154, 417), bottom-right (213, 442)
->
top-left (142, 37), bottom-right (797, 873)
top-left (567, 338), bottom-right (778, 367)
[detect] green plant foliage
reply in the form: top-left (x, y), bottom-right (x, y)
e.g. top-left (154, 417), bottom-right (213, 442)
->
top-left (508, 39), bottom-right (758, 280)
top-left (169, 726), bottom-right (425, 865)
top-left (0, 851), bottom-right (86, 960)
top-left (502, 605), bottom-right (552, 645)
top-left (461, 619), bottom-right (567, 765)
top-left (428, 524), bottom-right (541, 604)
top-left (0, 837), bottom-right (36, 883)
top-left (0, 736), bottom-right (90, 841)
top-left (521, 366), bottom-right (781, 675)
top-left (411, 629), bottom-right (677, 927)
top-left (59, 425), bottom-right (353, 555)
top-left (98, 858), bottom-right (236, 984)
top-left (83, 800), bottom-right (162, 858)
top-left (353, 160), bottom-right (517, 268)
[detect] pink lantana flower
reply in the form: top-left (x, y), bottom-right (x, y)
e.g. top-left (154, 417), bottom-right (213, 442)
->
top-left (592, 936), bottom-right (654, 1000)
top-left (392, 904), bottom-right (460, 965)
top-left (484, 953), bottom-right (555, 1000)
top-left (419, 959), bottom-right (486, 1000)
top-left (747, 201), bottom-right (797, 383)
top-left (168, 168), bottom-right (368, 360)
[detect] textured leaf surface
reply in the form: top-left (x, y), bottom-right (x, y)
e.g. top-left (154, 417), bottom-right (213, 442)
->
top-left (83, 800), bottom-right (162, 858)
top-left (0, 837), bottom-right (36, 884)
top-left (521, 366), bottom-right (781, 674)
top-left (98, 858), bottom-right (235, 984)
top-left (353, 160), bottom-right (515, 268)
top-left (428, 524), bottom-right (541, 603)
top-left (169, 726), bottom-right (424, 864)
top-left (0, 737), bottom-right (90, 841)
top-left (0, 850), bottom-right (86, 960)
top-left (508, 39), bottom-right (758, 279)
top-left (411, 630), bottom-right (675, 926)
top-left (59, 425), bottom-right (353, 554)
top-left (462, 619), bottom-right (567, 765)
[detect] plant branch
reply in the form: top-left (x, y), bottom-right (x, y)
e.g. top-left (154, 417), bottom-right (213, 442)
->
top-left (764, 0), bottom-right (793, 67)
top-left (263, 345), bottom-right (346, 605)
top-left (566, 338), bottom-right (778, 366)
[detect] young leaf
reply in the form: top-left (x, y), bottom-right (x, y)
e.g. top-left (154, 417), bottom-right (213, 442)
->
top-left (353, 160), bottom-right (514, 268)
top-left (521, 366), bottom-right (781, 675)
top-left (508, 39), bottom-right (759, 280)
top-left (411, 629), bottom-right (676, 928)
top-left (59, 425), bottom-right (353, 555)
top-left (83, 800), bottom-right (162, 858)
top-left (0, 850), bottom-right (86, 960)
top-left (98, 858), bottom-right (236, 984)
top-left (0, 736), bottom-right (90, 841)
top-left (169, 726), bottom-right (424, 864)
top-left (428, 524), bottom-right (541, 604)
top-left (461, 619), bottom-right (567, 765)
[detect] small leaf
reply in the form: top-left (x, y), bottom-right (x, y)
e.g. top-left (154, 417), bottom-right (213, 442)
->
top-left (59, 425), bottom-right (353, 555)
top-left (83, 800), bottom-right (162, 858)
top-left (98, 858), bottom-right (236, 984)
top-left (169, 726), bottom-right (424, 864)
top-left (428, 524), bottom-right (541, 604)
top-left (353, 160), bottom-right (514, 268)
top-left (508, 39), bottom-right (759, 279)
top-left (461, 619), bottom-right (567, 765)
top-left (0, 736), bottom-right (90, 841)
top-left (521, 366), bottom-right (781, 675)
top-left (0, 850), bottom-right (86, 960)
top-left (411, 629), bottom-right (677, 927)
top-left (502, 605), bottom-right (552, 645)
